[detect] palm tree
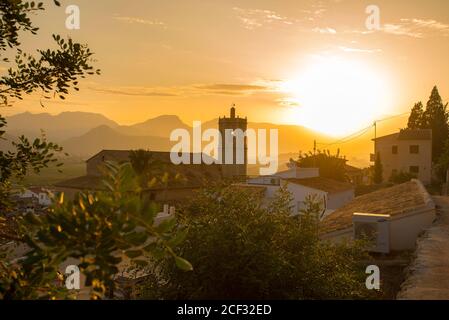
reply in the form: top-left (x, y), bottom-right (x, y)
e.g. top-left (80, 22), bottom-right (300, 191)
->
top-left (129, 150), bottom-right (164, 189)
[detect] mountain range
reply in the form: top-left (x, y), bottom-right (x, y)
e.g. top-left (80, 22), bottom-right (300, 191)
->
top-left (2, 111), bottom-right (408, 167)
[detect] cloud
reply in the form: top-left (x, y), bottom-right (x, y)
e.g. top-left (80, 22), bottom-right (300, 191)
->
top-left (89, 86), bottom-right (178, 97)
top-left (195, 84), bottom-right (270, 91)
top-left (403, 18), bottom-right (449, 32)
top-left (349, 18), bottom-right (449, 38)
top-left (232, 4), bottom-right (339, 34)
top-left (232, 7), bottom-right (295, 30)
top-left (113, 16), bottom-right (166, 27)
top-left (338, 46), bottom-right (382, 53)
top-left (312, 27), bottom-right (337, 34)
top-left (381, 23), bottom-right (423, 38)
top-left (89, 82), bottom-right (275, 98)
top-left (277, 98), bottom-right (301, 108)
top-left (381, 18), bottom-right (449, 38)
top-left (195, 83), bottom-right (273, 96)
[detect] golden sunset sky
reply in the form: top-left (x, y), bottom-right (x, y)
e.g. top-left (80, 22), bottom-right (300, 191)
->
top-left (3, 0), bottom-right (449, 136)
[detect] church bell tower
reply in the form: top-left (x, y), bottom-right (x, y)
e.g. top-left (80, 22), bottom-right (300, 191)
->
top-left (218, 105), bottom-right (248, 179)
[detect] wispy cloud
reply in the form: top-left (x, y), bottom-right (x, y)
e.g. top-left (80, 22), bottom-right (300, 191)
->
top-left (89, 82), bottom-right (276, 98)
top-left (338, 46), bottom-right (382, 53)
top-left (195, 83), bottom-right (273, 96)
top-left (349, 18), bottom-right (449, 38)
top-left (89, 86), bottom-right (178, 97)
top-left (232, 7), bottom-right (295, 30)
top-left (232, 5), bottom-right (338, 34)
top-left (113, 16), bottom-right (166, 27)
top-left (195, 84), bottom-right (270, 91)
top-left (312, 27), bottom-right (337, 34)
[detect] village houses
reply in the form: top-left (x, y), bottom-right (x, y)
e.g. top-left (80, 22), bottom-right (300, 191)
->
top-left (372, 129), bottom-right (432, 185)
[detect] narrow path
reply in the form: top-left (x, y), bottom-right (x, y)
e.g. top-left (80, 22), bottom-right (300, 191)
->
top-left (398, 196), bottom-right (449, 299)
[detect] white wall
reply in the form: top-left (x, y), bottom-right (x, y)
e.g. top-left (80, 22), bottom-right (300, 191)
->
top-left (38, 193), bottom-right (52, 206)
top-left (322, 207), bottom-right (436, 251)
top-left (284, 182), bottom-right (327, 215)
top-left (327, 190), bottom-right (355, 210)
top-left (20, 190), bottom-right (36, 199)
top-left (389, 209), bottom-right (436, 251)
top-left (277, 167), bottom-right (319, 179)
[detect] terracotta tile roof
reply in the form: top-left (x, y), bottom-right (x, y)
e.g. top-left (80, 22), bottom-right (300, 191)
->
top-left (320, 180), bottom-right (433, 234)
top-left (54, 175), bottom-right (103, 190)
top-left (87, 150), bottom-right (216, 164)
top-left (284, 177), bottom-right (354, 194)
top-left (55, 163), bottom-right (223, 191)
top-left (90, 150), bottom-right (130, 162)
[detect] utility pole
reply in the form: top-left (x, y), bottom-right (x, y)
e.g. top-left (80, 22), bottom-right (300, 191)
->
top-left (313, 139), bottom-right (317, 167)
top-left (374, 121), bottom-right (377, 140)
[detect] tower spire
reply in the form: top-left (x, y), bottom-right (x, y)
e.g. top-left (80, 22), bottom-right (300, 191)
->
top-left (230, 103), bottom-right (236, 118)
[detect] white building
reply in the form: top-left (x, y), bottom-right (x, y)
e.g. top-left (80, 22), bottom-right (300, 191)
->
top-left (321, 179), bottom-right (436, 252)
top-left (245, 167), bottom-right (355, 218)
top-left (373, 129), bottom-right (432, 185)
top-left (19, 187), bottom-right (52, 206)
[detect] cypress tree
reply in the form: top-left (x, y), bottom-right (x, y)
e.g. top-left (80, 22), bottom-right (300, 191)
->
top-left (407, 102), bottom-right (424, 129)
top-left (422, 86), bottom-right (449, 161)
top-left (373, 152), bottom-right (383, 184)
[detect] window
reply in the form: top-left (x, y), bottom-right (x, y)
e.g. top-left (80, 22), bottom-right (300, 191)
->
top-left (410, 145), bottom-right (420, 154)
top-left (410, 166), bottom-right (420, 174)
top-left (392, 145), bottom-right (398, 154)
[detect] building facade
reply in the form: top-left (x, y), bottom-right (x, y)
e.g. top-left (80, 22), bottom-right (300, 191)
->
top-left (373, 129), bottom-right (432, 185)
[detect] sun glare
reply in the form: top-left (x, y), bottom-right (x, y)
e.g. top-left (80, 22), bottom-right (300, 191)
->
top-left (281, 56), bottom-right (392, 137)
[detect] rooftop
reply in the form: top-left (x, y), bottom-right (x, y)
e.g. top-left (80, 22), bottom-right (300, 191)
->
top-left (320, 179), bottom-right (434, 234)
top-left (373, 129), bottom-right (432, 142)
top-left (87, 149), bottom-right (217, 164)
top-left (284, 177), bottom-right (354, 194)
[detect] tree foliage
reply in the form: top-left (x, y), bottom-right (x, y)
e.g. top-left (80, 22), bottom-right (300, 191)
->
top-left (373, 152), bottom-right (383, 184)
top-left (436, 140), bottom-right (449, 183)
top-left (0, 0), bottom-right (100, 106)
top-left (137, 185), bottom-right (371, 300)
top-left (0, 163), bottom-right (188, 299)
top-left (129, 149), bottom-right (167, 190)
top-left (389, 170), bottom-right (416, 184)
top-left (407, 102), bottom-right (424, 129)
top-left (0, 0), bottom-right (99, 210)
top-left (290, 149), bottom-right (348, 182)
top-left (406, 86), bottom-right (449, 161)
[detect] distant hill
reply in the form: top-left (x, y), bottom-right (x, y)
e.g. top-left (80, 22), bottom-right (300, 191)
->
top-left (62, 125), bottom-right (172, 156)
top-left (5, 111), bottom-right (119, 141)
top-left (3, 110), bottom-right (408, 167)
top-left (117, 115), bottom-right (190, 137)
top-left (60, 120), bottom-right (333, 159)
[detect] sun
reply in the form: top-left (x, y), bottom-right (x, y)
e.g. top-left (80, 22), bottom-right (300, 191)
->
top-left (280, 56), bottom-right (392, 137)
